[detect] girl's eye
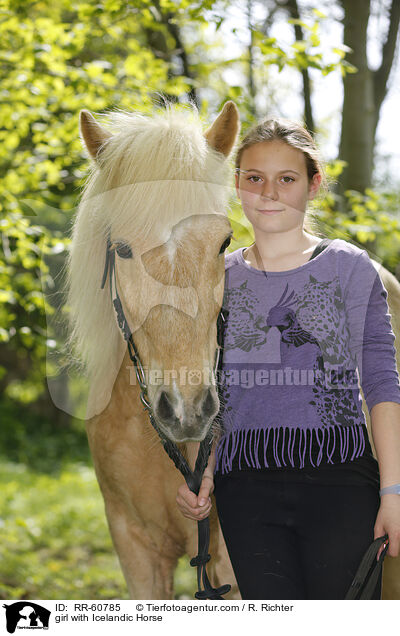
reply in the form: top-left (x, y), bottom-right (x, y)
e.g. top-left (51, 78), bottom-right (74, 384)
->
top-left (248, 175), bottom-right (263, 183)
top-left (280, 176), bottom-right (295, 184)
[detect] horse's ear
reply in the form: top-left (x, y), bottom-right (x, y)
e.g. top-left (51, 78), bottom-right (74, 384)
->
top-left (79, 110), bottom-right (112, 161)
top-left (204, 101), bottom-right (240, 158)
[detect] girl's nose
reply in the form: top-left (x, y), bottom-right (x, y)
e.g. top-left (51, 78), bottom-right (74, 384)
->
top-left (261, 180), bottom-right (278, 200)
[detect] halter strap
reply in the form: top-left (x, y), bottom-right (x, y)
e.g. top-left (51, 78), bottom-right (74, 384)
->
top-left (101, 238), bottom-right (230, 600)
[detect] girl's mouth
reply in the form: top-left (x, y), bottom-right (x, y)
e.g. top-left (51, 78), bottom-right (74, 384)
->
top-left (257, 209), bottom-right (284, 214)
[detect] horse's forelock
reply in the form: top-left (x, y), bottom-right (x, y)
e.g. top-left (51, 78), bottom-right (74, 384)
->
top-left (100, 108), bottom-right (208, 179)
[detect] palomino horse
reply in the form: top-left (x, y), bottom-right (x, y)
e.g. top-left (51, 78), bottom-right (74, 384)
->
top-left (68, 101), bottom-right (400, 599)
top-left (68, 101), bottom-right (240, 599)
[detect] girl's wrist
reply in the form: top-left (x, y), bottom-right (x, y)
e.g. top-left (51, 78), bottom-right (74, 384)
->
top-left (380, 483), bottom-right (400, 496)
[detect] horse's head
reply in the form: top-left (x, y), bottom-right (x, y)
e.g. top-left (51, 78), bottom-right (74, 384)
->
top-left (70, 102), bottom-right (239, 442)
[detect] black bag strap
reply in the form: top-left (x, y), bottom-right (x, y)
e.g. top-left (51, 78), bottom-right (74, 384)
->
top-left (345, 534), bottom-right (389, 599)
top-left (309, 238), bottom-right (333, 261)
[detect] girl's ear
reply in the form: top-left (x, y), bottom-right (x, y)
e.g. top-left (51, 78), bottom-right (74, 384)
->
top-left (308, 173), bottom-right (322, 200)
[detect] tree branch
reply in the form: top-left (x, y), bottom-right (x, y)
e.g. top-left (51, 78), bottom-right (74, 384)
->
top-left (247, 0), bottom-right (257, 117)
top-left (280, 0), bottom-right (315, 132)
top-left (260, 1), bottom-right (282, 36)
top-left (373, 0), bottom-right (400, 122)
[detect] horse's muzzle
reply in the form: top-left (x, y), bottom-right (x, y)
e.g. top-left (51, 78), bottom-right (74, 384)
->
top-left (154, 386), bottom-right (219, 442)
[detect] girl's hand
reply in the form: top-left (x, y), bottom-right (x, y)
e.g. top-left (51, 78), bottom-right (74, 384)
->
top-left (176, 475), bottom-right (214, 521)
top-left (374, 495), bottom-right (400, 560)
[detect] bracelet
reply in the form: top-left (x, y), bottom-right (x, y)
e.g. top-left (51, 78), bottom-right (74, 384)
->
top-left (379, 483), bottom-right (400, 496)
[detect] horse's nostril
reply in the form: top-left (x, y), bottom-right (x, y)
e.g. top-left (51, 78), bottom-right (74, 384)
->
top-left (157, 390), bottom-right (175, 420)
top-left (201, 386), bottom-right (218, 418)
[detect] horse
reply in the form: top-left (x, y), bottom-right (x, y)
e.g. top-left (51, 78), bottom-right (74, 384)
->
top-left (67, 100), bottom-right (400, 600)
top-left (365, 266), bottom-right (400, 599)
top-left (67, 101), bottom-right (241, 599)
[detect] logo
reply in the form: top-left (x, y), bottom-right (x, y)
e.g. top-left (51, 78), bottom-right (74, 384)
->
top-left (3, 602), bottom-right (51, 633)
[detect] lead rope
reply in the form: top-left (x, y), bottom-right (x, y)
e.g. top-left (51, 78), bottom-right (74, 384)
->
top-left (101, 239), bottom-right (231, 600)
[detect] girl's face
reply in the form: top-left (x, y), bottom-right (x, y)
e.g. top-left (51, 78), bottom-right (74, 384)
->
top-left (235, 140), bottom-right (321, 235)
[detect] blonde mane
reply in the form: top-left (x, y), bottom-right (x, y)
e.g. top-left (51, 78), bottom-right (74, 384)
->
top-left (67, 105), bottom-right (232, 391)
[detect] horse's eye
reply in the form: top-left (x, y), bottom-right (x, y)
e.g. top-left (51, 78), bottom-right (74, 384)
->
top-left (116, 243), bottom-right (133, 259)
top-left (219, 236), bottom-right (232, 255)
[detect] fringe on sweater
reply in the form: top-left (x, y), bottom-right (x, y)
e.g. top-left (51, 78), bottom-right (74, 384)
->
top-left (214, 423), bottom-right (368, 475)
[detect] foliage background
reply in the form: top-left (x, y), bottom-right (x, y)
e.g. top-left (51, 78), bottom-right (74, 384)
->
top-left (1, 0), bottom-right (399, 599)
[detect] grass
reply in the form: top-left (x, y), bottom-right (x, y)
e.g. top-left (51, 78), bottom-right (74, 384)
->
top-left (0, 461), bottom-right (128, 599)
top-left (0, 399), bottom-right (197, 599)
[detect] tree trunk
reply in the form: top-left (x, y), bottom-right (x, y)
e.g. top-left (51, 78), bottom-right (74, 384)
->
top-left (338, 0), bottom-right (400, 196)
top-left (339, 0), bottom-right (374, 195)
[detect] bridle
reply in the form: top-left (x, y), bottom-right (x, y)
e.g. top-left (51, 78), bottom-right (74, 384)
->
top-left (101, 236), bottom-right (230, 600)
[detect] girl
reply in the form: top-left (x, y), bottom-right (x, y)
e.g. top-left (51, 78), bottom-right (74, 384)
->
top-left (176, 118), bottom-right (400, 600)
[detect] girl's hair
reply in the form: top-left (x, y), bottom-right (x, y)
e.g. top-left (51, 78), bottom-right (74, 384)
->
top-left (235, 117), bottom-right (328, 236)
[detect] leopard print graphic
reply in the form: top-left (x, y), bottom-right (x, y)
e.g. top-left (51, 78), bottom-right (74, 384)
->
top-left (221, 274), bottom-right (362, 428)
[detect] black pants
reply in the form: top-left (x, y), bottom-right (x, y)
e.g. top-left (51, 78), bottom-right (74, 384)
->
top-left (214, 472), bottom-right (382, 600)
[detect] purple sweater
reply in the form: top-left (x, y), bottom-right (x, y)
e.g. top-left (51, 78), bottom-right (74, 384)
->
top-left (214, 239), bottom-right (400, 477)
